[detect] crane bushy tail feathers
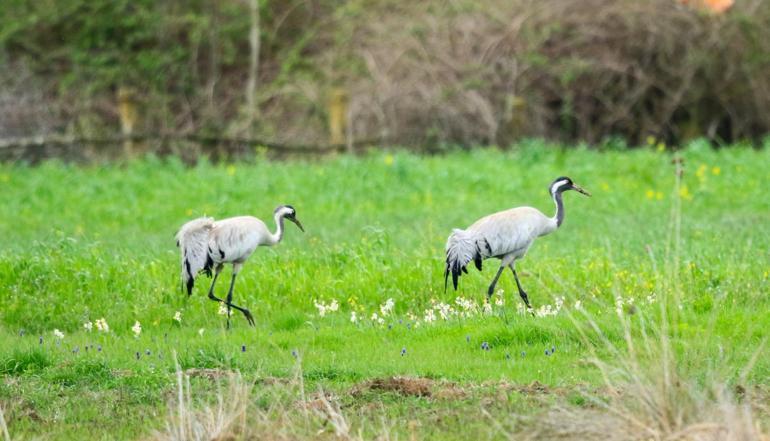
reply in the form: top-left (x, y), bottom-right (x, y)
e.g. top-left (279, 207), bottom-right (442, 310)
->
top-left (444, 228), bottom-right (483, 292)
top-left (175, 217), bottom-right (215, 295)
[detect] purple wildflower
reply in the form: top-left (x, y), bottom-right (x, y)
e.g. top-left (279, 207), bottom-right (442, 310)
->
top-left (146, 349), bottom-right (151, 356)
top-left (291, 349), bottom-right (298, 358)
top-left (466, 335), bottom-right (471, 343)
top-left (39, 336), bottom-right (43, 345)
top-left (401, 347), bottom-right (407, 356)
top-left (97, 345), bottom-right (102, 352)
top-left (241, 345), bottom-right (246, 352)
top-left (521, 351), bottom-right (526, 357)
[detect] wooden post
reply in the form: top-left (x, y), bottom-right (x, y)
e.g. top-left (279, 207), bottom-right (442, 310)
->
top-left (117, 87), bottom-right (138, 155)
top-left (328, 87), bottom-right (348, 148)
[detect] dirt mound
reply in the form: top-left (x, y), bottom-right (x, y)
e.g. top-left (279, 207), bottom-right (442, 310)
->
top-left (351, 376), bottom-right (466, 399)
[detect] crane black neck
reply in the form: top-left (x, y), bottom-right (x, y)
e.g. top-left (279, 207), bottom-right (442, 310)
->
top-left (552, 189), bottom-right (565, 227)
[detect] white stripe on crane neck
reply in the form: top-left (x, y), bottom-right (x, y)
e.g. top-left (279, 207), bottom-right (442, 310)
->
top-left (550, 179), bottom-right (569, 195)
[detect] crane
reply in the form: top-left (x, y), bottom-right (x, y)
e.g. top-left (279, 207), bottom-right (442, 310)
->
top-left (175, 205), bottom-right (304, 328)
top-left (444, 177), bottom-right (589, 309)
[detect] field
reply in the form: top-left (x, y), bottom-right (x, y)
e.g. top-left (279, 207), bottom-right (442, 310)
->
top-left (1, 144), bottom-right (769, 440)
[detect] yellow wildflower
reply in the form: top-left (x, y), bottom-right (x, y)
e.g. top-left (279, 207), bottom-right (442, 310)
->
top-left (226, 165), bottom-right (236, 176)
top-left (646, 136), bottom-right (656, 145)
top-left (645, 189), bottom-right (655, 199)
top-left (696, 164), bottom-right (707, 180)
top-left (711, 166), bottom-right (721, 175)
top-left (384, 154), bottom-right (394, 166)
top-left (679, 185), bottom-right (693, 200)
top-left (656, 142), bottom-right (666, 152)
top-left (656, 191), bottom-right (664, 200)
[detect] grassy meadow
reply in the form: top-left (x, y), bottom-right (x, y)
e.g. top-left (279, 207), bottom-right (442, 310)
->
top-left (1, 143), bottom-right (769, 439)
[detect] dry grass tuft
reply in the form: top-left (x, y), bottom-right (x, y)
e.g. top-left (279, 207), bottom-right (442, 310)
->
top-left (152, 355), bottom-right (389, 441)
top-left (0, 404), bottom-right (10, 441)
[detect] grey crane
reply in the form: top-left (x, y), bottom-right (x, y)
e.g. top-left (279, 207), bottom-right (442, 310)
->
top-left (444, 177), bottom-right (590, 309)
top-left (175, 205), bottom-right (304, 328)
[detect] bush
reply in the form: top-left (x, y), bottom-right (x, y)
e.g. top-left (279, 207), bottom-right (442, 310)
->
top-left (341, 0), bottom-right (770, 147)
top-left (1, 0), bottom-right (769, 150)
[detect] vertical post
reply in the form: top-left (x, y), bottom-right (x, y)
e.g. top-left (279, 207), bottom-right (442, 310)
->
top-left (117, 87), bottom-right (138, 156)
top-left (328, 87), bottom-right (348, 149)
top-left (245, 0), bottom-right (260, 134)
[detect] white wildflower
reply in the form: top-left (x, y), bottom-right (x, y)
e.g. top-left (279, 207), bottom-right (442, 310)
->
top-left (131, 321), bottom-right (142, 337)
top-left (614, 296), bottom-right (624, 315)
top-left (370, 312), bottom-right (385, 325)
top-left (314, 299), bottom-right (339, 317)
top-left (350, 311), bottom-right (358, 323)
top-left (494, 295), bottom-right (504, 307)
top-left (173, 311), bottom-right (182, 323)
top-left (574, 300), bottom-right (583, 310)
top-left (455, 296), bottom-right (478, 317)
top-left (424, 309), bottom-right (436, 323)
top-left (53, 329), bottom-right (64, 339)
top-left (380, 298), bottom-right (395, 316)
top-left (314, 301), bottom-right (327, 317)
top-left (218, 303), bottom-right (232, 317)
top-left (95, 318), bottom-right (109, 332)
top-left (482, 300), bottom-right (493, 315)
top-left (436, 302), bottom-right (453, 320)
top-left (83, 321), bottom-right (93, 332)
top-left (198, 328), bottom-right (205, 336)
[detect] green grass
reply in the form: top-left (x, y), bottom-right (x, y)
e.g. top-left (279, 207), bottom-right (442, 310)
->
top-left (1, 143), bottom-right (769, 439)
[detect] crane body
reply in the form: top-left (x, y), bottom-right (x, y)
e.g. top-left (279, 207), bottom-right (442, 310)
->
top-left (176, 205), bottom-right (304, 328)
top-left (444, 177), bottom-right (589, 309)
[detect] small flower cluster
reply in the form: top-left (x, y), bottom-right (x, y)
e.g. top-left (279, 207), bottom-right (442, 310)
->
top-left (314, 299), bottom-right (339, 317)
top-left (518, 296), bottom-right (567, 318)
top-left (95, 318), bottom-right (109, 332)
top-left (131, 321), bottom-right (142, 337)
top-left (218, 303), bottom-right (232, 317)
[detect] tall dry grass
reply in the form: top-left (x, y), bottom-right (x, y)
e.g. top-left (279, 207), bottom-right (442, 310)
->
top-left (153, 354), bottom-right (382, 441)
top-left (0, 404), bottom-right (10, 441)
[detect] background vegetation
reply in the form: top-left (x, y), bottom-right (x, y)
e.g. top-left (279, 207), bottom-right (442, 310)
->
top-left (2, 0), bottom-right (770, 152)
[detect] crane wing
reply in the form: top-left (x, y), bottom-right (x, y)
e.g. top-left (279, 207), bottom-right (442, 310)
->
top-left (468, 208), bottom-right (545, 259)
top-left (175, 216), bottom-right (215, 295)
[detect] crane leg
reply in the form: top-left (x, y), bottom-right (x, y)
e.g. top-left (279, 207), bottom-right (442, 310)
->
top-left (205, 264), bottom-right (223, 298)
top-left (223, 266), bottom-right (255, 328)
top-left (510, 265), bottom-right (534, 313)
top-left (207, 265), bottom-right (255, 328)
top-left (486, 266), bottom-right (506, 300)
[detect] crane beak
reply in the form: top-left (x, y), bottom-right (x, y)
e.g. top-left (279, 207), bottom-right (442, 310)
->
top-left (572, 184), bottom-right (591, 197)
top-left (288, 216), bottom-right (305, 232)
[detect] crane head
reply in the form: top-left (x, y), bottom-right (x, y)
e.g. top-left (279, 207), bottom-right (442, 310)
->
top-left (550, 176), bottom-right (591, 197)
top-left (275, 204), bottom-right (305, 232)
